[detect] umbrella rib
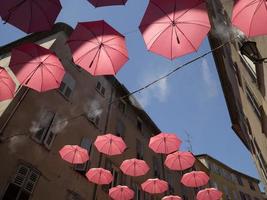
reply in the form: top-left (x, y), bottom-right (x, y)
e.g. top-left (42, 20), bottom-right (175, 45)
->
top-left (82, 24), bottom-right (102, 45)
top-left (147, 24), bottom-right (172, 49)
top-left (93, 47), bottom-right (102, 75)
top-left (101, 46), bottom-right (117, 74)
top-left (170, 26), bottom-right (174, 59)
top-left (33, 0), bottom-right (53, 28)
top-left (174, 1), bottom-right (205, 22)
top-left (177, 21), bottom-right (211, 29)
top-left (232, 0), bottom-right (259, 21)
top-left (174, 25), bottom-right (197, 51)
top-left (4, 0), bottom-right (27, 22)
top-left (151, 1), bottom-right (172, 22)
top-left (248, 0), bottom-right (265, 36)
top-left (75, 45), bottom-right (100, 65)
top-left (103, 45), bottom-right (128, 60)
top-left (67, 39), bottom-right (99, 45)
top-left (27, 1), bottom-right (33, 33)
top-left (0, 79), bottom-right (14, 96)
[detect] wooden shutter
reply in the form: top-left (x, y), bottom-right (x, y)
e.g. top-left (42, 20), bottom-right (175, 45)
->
top-left (23, 170), bottom-right (40, 194)
top-left (13, 165), bottom-right (30, 187)
top-left (75, 137), bottom-right (92, 172)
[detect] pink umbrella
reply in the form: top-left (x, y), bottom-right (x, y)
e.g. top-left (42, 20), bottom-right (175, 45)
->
top-left (9, 43), bottom-right (65, 92)
top-left (164, 151), bottom-right (195, 171)
top-left (149, 133), bottom-right (182, 154)
top-left (67, 20), bottom-right (128, 76)
top-left (0, 0), bottom-right (62, 33)
top-left (120, 158), bottom-right (150, 177)
top-left (141, 178), bottom-right (168, 194)
top-left (88, 0), bottom-right (127, 7)
top-left (0, 67), bottom-right (16, 101)
top-left (197, 188), bottom-right (223, 200)
top-left (59, 145), bottom-right (89, 164)
top-left (162, 195), bottom-right (182, 200)
top-left (232, 0), bottom-right (267, 37)
top-left (86, 168), bottom-right (113, 185)
top-left (181, 171), bottom-right (209, 188)
top-left (109, 185), bottom-right (134, 200)
top-left (94, 133), bottom-right (127, 156)
top-left (139, 0), bottom-right (211, 60)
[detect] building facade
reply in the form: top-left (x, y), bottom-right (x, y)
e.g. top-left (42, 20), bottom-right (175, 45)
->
top-left (197, 154), bottom-right (266, 200)
top-left (0, 23), bottom-right (194, 200)
top-left (206, 0), bottom-right (267, 193)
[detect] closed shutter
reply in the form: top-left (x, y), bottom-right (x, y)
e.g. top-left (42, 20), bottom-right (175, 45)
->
top-left (23, 170), bottom-right (40, 194)
top-left (75, 137), bottom-right (92, 172)
top-left (116, 120), bottom-right (125, 138)
top-left (13, 165), bottom-right (30, 187)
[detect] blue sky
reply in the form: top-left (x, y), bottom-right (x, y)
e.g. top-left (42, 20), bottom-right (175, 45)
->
top-left (0, 0), bottom-right (261, 183)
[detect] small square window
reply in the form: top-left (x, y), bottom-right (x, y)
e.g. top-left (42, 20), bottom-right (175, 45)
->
top-left (137, 118), bottom-right (142, 131)
top-left (96, 82), bottom-right (101, 91)
top-left (100, 87), bottom-right (105, 96)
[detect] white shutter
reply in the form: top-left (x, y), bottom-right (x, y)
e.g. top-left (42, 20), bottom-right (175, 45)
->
top-left (13, 165), bottom-right (29, 187)
top-left (23, 170), bottom-right (40, 193)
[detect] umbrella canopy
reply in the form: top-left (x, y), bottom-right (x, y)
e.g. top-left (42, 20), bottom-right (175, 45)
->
top-left (0, 67), bottom-right (16, 101)
top-left (232, 0), bottom-right (267, 37)
top-left (94, 133), bottom-right (127, 156)
top-left (149, 133), bottom-right (181, 154)
top-left (109, 185), bottom-right (134, 200)
top-left (86, 168), bottom-right (113, 185)
top-left (0, 0), bottom-right (61, 33)
top-left (181, 171), bottom-right (209, 188)
top-left (139, 0), bottom-right (211, 60)
top-left (141, 178), bottom-right (168, 194)
top-left (164, 151), bottom-right (195, 171)
top-left (88, 0), bottom-right (127, 7)
top-left (120, 158), bottom-right (150, 177)
top-left (9, 43), bottom-right (65, 92)
top-left (162, 195), bottom-right (182, 200)
top-left (197, 188), bottom-right (223, 200)
top-left (59, 145), bottom-right (89, 164)
top-left (67, 20), bottom-right (128, 76)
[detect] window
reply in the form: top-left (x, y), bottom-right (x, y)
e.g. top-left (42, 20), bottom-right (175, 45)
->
top-left (86, 114), bottom-right (100, 127)
top-left (248, 180), bottom-right (255, 190)
top-left (102, 159), bottom-right (113, 192)
top-left (96, 81), bottom-right (105, 96)
top-left (59, 73), bottom-right (76, 99)
top-left (237, 175), bottom-right (243, 186)
top-left (116, 120), bottom-right (125, 138)
top-left (66, 189), bottom-right (85, 200)
top-left (245, 85), bottom-right (261, 119)
top-left (153, 156), bottom-right (160, 178)
top-left (75, 137), bottom-right (92, 173)
top-left (136, 117), bottom-right (142, 132)
top-left (233, 62), bottom-right (243, 87)
top-left (166, 171), bottom-right (174, 194)
top-left (239, 51), bottom-right (257, 82)
top-left (133, 183), bottom-right (141, 200)
top-left (118, 100), bottom-right (127, 114)
top-left (136, 139), bottom-right (144, 160)
top-left (32, 111), bottom-right (56, 150)
top-left (2, 164), bottom-right (40, 200)
top-left (240, 191), bottom-right (246, 200)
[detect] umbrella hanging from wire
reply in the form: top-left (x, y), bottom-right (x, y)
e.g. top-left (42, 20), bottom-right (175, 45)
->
top-left (120, 158), bottom-right (150, 177)
top-left (149, 133), bottom-right (182, 154)
top-left (86, 168), bottom-right (113, 185)
top-left (9, 43), bottom-right (65, 92)
top-left (196, 188), bottom-right (223, 200)
top-left (0, 0), bottom-right (62, 33)
top-left (232, 0), bottom-right (267, 37)
top-left (164, 151), bottom-right (195, 171)
top-left (109, 185), bottom-right (134, 200)
top-left (94, 133), bottom-right (127, 156)
top-left (181, 171), bottom-right (209, 188)
top-left (88, 0), bottom-right (127, 7)
top-left (141, 178), bottom-right (168, 194)
top-left (67, 20), bottom-right (129, 76)
top-left (0, 67), bottom-right (16, 101)
top-left (59, 145), bottom-right (89, 164)
top-left (139, 0), bottom-right (211, 60)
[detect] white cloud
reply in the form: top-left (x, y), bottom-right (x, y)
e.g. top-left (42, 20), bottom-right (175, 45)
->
top-left (136, 66), bottom-right (171, 108)
top-left (201, 58), bottom-right (218, 98)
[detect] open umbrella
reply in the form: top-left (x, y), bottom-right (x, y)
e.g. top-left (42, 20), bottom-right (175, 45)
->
top-left (59, 145), bottom-right (89, 164)
top-left (162, 195), bottom-right (182, 200)
top-left (232, 0), bottom-right (267, 37)
top-left (67, 20), bottom-right (128, 76)
top-left (94, 133), bottom-right (127, 156)
top-left (0, 67), bottom-right (16, 101)
top-left (109, 185), bottom-right (134, 200)
top-left (139, 0), bottom-right (211, 60)
top-left (181, 171), bottom-right (209, 188)
top-left (86, 168), bottom-right (113, 185)
top-left (9, 43), bottom-right (65, 92)
top-left (0, 0), bottom-right (62, 33)
top-left (164, 151), bottom-right (195, 171)
top-left (120, 158), bottom-right (150, 177)
top-left (149, 133), bottom-right (181, 154)
top-left (88, 0), bottom-right (127, 7)
top-left (141, 178), bottom-right (168, 194)
top-left (197, 188), bottom-right (223, 200)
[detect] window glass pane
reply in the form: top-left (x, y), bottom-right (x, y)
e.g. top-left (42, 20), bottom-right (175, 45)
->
top-left (2, 183), bottom-right (20, 200)
top-left (18, 190), bottom-right (30, 200)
